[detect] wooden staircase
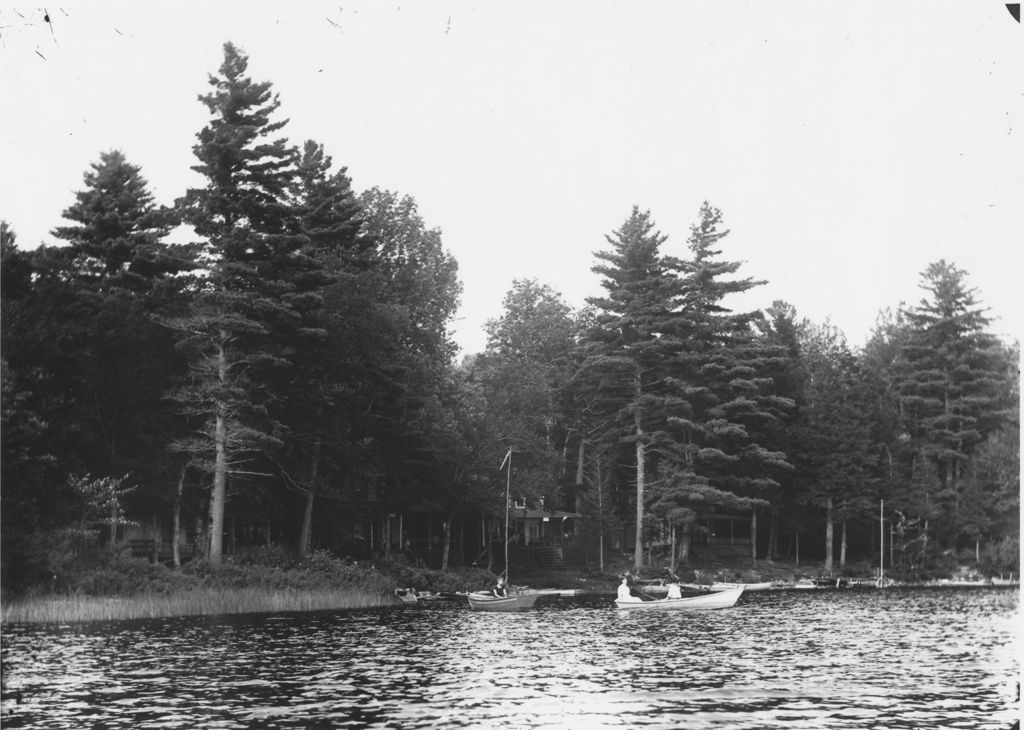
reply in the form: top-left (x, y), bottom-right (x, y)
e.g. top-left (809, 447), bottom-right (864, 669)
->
top-left (536, 546), bottom-right (564, 569)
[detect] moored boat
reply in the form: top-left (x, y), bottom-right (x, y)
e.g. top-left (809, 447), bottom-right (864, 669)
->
top-left (792, 580), bottom-right (820, 589)
top-left (467, 590), bottom-right (540, 612)
top-left (396, 588), bottom-right (455, 602)
top-left (614, 585), bottom-right (744, 610)
top-left (467, 449), bottom-right (543, 613)
top-left (709, 581), bottom-right (772, 592)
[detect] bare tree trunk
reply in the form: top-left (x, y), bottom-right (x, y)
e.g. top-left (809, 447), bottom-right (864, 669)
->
top-left (634, 433), bottom-right (645, 571)
top-left (750, 510), bottom-right (758, 568)
top-left (840, 519), bottom-right (848, 568)
top-left (151, 512), bottom-right (159, 564)
top-left (441, 518), bottom-right (452, 570)
top-left (678, 524), bottom-right (691, 565)
top-left (768, 507), bottom-right (779, 561)
top-left (486, 520), bottom-right (496, 572)
top-left (670, 526), bottom-right (676, 572)
top-left (824, 497), bottom-right (834, 574)
top-left (209, 335), bottom-right (228, 566)
top-left (109, 500), bottom-right (118, 549)
top-left (195, 490), bottom-right (209, 559)
top-left (575, 439), bottom-right (585, 513)
top-left (172, 464), bottom-right (186, 568)
top-left (630, 370), bottom-right (647, 569)
top-left (595, 454), bottom-right (606, 574)
top-left (297, 433), bottom-right (322, 559)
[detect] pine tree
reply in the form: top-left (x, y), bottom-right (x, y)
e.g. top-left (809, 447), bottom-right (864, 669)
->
top-left (893, 260), bottom-right (1012, 553)
top-left (284, 139), bottom-right (368, 557)
top-left (3, 156), bottom-right (192, 576)
top-left (579, 206), bottom-right (684, 570)
top-left (46, 150), bottom-right (184, 293)
top-left (174, 42), bottom-right (311, 565)
top-left (659, 203), bottom-right (793, 565)
top-left (795, 322), bottom-right (875, 572)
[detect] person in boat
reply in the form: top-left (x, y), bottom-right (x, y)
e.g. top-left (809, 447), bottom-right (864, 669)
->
top-left (623, 572), bottom-right (650, 600)
top-left (617, 577), bottom-right (641, 602)
top-left (666, 583), bottom-right (682, 599)
top-left (491, 577), bottom-right (508, 598)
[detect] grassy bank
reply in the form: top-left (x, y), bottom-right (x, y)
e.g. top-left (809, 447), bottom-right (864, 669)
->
top-left (1, 547), bottom-right (498, 625)
top-left (1, 586), bottom-right (390, 624)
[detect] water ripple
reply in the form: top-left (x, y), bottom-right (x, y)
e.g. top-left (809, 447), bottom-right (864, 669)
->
top-left (2, 588), bottom-right (1018, 728)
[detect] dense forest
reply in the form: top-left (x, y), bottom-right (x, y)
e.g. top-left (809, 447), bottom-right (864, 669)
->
top-left (2, 44), bottom-right (1018, 592)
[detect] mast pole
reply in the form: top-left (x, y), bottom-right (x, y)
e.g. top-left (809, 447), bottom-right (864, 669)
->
top-left (879, 499), bottom-right (885, 586)
top-left (505, 451), bottom-right (511, 582)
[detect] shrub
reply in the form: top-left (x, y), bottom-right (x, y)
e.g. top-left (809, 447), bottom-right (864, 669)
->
top-left (979, 535), bottom-right (1020, 575)
top-left (71, 556), bottom-right (201, 595)
top-left (228, 544), bottom-right (296, 569)
top-left (381, 563), bottom-right (495, 593)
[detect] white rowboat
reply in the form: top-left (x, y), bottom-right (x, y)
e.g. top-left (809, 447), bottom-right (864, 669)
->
top-left (614, 585), bottom-right (744, 610)
top-left (709, 581), bottom-right (772, 592)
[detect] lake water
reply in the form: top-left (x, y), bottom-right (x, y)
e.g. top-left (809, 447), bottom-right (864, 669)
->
top-left (1, 587), bottom-right (1019, 729)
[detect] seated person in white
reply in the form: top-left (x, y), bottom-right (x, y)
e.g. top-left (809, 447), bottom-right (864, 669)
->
top-left (617, 577), bottom-right (641, 602)
top-left (666, 583), bottom-right (682, 599)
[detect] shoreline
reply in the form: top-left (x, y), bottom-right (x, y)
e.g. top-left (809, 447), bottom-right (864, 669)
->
top-left (1, 586), bottom-right (396, 625)
top-left (3, 554), bottom-right (1016, 625)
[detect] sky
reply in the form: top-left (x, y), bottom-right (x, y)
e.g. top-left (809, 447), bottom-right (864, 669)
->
top-left (2, 2), bottom-right (1022, 356)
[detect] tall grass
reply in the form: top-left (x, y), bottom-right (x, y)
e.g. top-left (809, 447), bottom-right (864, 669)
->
top-left (2, 586), bottom-right (391, 624)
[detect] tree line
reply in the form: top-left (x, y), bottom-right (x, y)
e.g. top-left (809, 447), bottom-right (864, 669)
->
top-left (2, 43), bottom-right (1018, 590)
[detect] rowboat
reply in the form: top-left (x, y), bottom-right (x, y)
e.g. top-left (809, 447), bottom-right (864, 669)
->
top-left (396, 588), bottom-right (464, 603)
top-left (467, 590), bottom-right (540, 612)
top-left (614, 585), bottom-right (744, 610)
top-left (709, 581), bottom-right (772, 592)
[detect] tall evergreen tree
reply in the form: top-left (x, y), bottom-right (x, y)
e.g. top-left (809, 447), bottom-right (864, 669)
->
top-left (44, 150), bottom-right (184, 292)
top-left (282, 140), bottom-right (368, 557)
top-left (657, 203), bottom-right (793, 565)
top-left (579, 206), bottom-right (684, 570)
top-left (753, 300), bottom-right (806, 561)
top-left (174, 42), bottom-right (312, 565)
top-left (795, 322), bottom-right (875, 572)
top-left (893, 261), bottom-right (1012, 554)
top-left (2, 154), bottom-right (192, 579)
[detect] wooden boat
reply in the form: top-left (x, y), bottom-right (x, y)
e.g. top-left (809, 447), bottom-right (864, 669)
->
top-left (395, 588), bottom-right (419, 603)
top-left (467, 590), bottom-right (540, 612)
top-left (614, 585), bottom-right (744, 610)
top-left (396, 588), bottom-right (453, 603)
top-left (709, 581), bottom-right (772, 592)
top-left (467, 449), bottom-right (542, 613)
